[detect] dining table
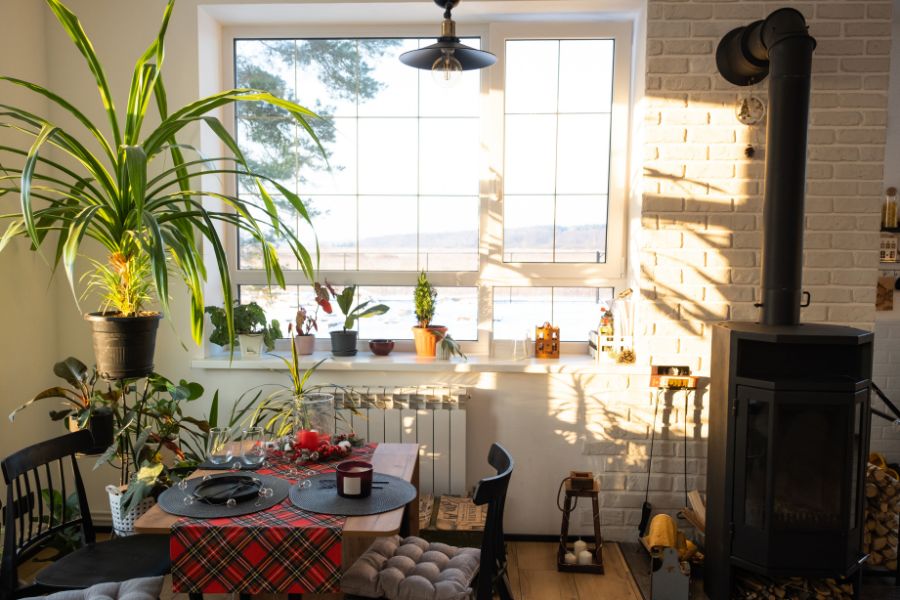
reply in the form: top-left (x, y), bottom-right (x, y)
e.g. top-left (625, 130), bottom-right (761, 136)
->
top-left (134, 442), bottom-right (420, 596)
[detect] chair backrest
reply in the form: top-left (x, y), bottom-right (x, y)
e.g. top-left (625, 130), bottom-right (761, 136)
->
top-left (1, 431), bottom-right (96, 597)
top-left (472, 443), bottom-right (514, 600)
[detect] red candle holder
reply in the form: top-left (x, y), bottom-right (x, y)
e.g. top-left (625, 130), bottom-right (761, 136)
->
top-left (336, 460), bottom-right (373, 498)
top-left (296, 429), bottom-right (320, 451)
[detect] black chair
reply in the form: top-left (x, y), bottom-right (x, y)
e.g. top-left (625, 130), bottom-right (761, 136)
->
top-left (343, 442), bottom-right (515, 600)
top-left (1, 430), bottom-right (170, 599)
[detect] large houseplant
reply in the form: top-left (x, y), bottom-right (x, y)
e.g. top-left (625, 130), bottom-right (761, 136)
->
top-left (0, 0), bottom-right (321, 378)
top-left (327, 283), bottom-right (390, 357)
top-left (412, 271), bottom-right (445, 356)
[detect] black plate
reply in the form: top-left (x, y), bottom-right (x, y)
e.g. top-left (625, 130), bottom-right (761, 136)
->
top-left (192, 474), bottom-right (261, 504)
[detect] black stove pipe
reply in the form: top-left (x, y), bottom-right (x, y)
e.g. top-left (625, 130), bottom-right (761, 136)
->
top-left (716, 8), bottom-right (817, 326)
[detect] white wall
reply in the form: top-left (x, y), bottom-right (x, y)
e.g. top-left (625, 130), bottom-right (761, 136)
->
top-left (0, 0), bottom-right (64, 464)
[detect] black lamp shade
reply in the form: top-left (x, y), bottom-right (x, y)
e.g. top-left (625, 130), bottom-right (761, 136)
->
top-left (400, 40), bottom-right (496, 71)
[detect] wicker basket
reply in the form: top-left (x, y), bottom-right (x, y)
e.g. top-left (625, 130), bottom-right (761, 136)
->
top-left (107, 485), bottom-right (155, 536)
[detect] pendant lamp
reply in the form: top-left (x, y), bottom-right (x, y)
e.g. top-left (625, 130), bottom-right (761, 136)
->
top-left (400, 0), bottom-right (496, 86)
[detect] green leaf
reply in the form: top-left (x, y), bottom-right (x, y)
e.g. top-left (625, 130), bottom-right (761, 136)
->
top-left (208, 390), bottom-right (219, 428)
top-left (53, 356), bottom-right (88, 387)
top-left (21, 124), bottom-right (59, 248)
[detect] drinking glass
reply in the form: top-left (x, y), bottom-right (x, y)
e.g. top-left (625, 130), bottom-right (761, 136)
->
top-left (207, 427), bottom-right (233, 465)
top-left (242, 426), bottom-right (266, 467)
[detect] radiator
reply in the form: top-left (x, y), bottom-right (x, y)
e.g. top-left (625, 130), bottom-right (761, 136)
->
top-left (323, 385), bottom-right (468, 497)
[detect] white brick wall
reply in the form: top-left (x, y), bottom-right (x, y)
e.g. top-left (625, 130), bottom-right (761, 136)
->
top-left (872, 318), bottom-right (900, 461)
top-left (584, 0), bottom-right (893, 540)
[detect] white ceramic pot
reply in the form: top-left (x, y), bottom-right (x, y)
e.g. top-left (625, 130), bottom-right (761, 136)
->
top-left (293, 334), bottom-right (315, 355)
top-left (107, 484), bottom-right (155, 537)
top-left (238, 333), bottom-right (265, 358)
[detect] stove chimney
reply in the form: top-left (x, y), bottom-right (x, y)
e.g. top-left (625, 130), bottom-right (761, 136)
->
top-left (716, 8), bottom-right (817, 326)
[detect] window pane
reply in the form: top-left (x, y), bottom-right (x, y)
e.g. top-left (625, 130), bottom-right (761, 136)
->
top-left (558, 40), bottom-right (614, 114)
top-left (359, 196), bottom-right (417, 270)
top-left (504, 114), bottom-right (556, 195)
top-left (235, 37), bottom-right (481, 273)
top-left (505, 40), bottom-right (559, 114)
top-left (503, 37), bottom-right (615, 264)
top-left (358, 118), bottom-right (418, 195)
top-left (420, 196), bottom-right (479, 271)
top-left (355, 286), bottom-right (478, 340)
top-left (238, 197), bottom-right (299, 271)
top-left (238, 285), bottom-right (299, 334)
top-left (493, 287), bottom-right (614, 342)
top-left (504, 195), bottom-right (554, 262)
top-left (555, 195), bottom-right (608, 263)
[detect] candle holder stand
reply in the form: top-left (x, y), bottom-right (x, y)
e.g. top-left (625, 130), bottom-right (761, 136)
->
top-left (557, 478), bottom-right (604, 574)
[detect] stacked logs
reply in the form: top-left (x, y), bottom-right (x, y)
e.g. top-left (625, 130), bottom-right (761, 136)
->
top-left (864, 461), bottom-right (900, 570)
top-left (734, 574), bottom-right (853, 599)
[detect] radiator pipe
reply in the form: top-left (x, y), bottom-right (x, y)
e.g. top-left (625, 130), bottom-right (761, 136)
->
top-left (716, 9), bottom-right (817, 326)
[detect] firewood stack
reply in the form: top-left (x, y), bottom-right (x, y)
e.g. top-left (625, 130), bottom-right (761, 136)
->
top-left (734, 574), bottom-right (853, 599)
top-left (864, 459), bottom-right (900, 570)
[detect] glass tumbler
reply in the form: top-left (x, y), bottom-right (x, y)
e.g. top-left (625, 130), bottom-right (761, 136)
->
top-left (207, 427), bottom-right (233, 465)
top-left (242, 426), bottom-right (266, 467)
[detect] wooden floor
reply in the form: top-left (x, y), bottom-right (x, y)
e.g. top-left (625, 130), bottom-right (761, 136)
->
top-left (22, 541), bottom-right (641, 600)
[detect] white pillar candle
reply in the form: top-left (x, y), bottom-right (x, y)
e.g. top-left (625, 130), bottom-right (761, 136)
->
top-left (577, 550), bottom-right (593, 565)
top-left (563, 552), bottom-right (577, 565)
top-left (573, 539), bottom-right (588, 555)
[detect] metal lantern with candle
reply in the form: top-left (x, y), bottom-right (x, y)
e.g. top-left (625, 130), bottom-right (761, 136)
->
top-left (556, 472), bottom-right (604, 574)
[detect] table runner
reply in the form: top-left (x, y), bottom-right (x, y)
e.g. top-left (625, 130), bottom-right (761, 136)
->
top-left (170, 443), bottom-right (376, 594)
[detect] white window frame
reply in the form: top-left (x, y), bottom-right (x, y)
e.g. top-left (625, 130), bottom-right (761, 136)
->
top-left (217, 20), bottom-right (632, 355)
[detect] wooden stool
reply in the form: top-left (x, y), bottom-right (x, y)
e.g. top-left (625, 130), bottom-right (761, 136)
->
top-left (557, 479), bottom-right (604, 574)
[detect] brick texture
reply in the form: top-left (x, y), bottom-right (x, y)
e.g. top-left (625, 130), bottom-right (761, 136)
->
top-left (589, 0), bottom-right (893, 539)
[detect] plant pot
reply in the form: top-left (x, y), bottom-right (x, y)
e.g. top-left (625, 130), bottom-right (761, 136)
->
top-left (68, 409), bottom-right (115, 454)
top-left (330, 330), bottom-right (358, 357)
top-left (238, 333), bottom-right (265, 359)
top-left (106, 484), bottom-right (155, 537)
top-left (293, 334), bottom-right (315, 355)
top-left (413, 326), bottom-right (446, 357)
top-left (85, 312), bottom-right (161, 380)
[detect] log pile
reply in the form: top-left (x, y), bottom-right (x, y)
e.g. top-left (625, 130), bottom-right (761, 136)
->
top-left (863, 461), bottom-right (900, 570)
top-left (734, 574), bottom-right (853, 599)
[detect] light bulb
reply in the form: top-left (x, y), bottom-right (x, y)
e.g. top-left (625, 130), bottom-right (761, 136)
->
top-left (431, 51), bottom-right (462, 88)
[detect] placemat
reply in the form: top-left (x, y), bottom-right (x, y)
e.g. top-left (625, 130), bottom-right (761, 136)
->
top-left (289, 472), bottom-right (416, 516)
top-left (159, 472), bottom-right (289, 518)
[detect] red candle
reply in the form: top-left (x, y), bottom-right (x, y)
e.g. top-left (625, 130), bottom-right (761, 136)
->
top-left (297, 429), bottom-right (319, 450)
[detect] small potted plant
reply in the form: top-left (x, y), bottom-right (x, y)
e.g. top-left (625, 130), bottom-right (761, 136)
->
top-left (293, 283), bottom-right (332, 355)
top-left (328, 283), bottom-right (390, 357)
top-left (205, 302), bottom-right (282, 358)
top-left (412, 271), bottom-right (446, 357)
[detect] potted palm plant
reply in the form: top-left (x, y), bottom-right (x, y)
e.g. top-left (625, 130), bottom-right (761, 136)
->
top-left (0, 0), bottom-right (321, 379)
top-left (327, 283), bottom-right (390, 357)
top-left (205, 302), bottom-right (282, 358)
top-left (412, 271), bottom-right (446, 357)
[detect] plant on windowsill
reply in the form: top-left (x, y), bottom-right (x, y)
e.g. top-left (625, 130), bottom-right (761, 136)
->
top-left (435, 331), bottom-right (467, 362)
top-left (327, 282), bottom-right (390, 357)
top-left (0, 0), bottom-right (322, 379)
top-left (412, 271), bottom-right (446, 357)
top-left (292, 282), bottom-right (333, 355)
top-left (205, 301), bottom-right (282, 359)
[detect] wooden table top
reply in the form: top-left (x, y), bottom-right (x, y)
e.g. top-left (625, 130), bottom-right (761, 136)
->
top-left (134, 442), bottom-right (420, 537)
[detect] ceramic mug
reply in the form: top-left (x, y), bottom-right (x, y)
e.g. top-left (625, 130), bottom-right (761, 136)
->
top-left (336, 460), bottom-right (373, 498)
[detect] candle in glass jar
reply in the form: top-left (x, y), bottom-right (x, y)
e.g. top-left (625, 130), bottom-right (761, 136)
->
top-left (577, 550), bottom-right (593, 565)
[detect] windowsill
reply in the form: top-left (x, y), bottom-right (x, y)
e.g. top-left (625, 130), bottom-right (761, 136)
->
top-left (192, 350), bottom-right (648, 375)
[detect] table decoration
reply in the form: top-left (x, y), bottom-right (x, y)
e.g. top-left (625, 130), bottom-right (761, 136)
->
top-left (289, 472), bottom-right (416, 516)
top-left (158, 472), bottom-right (289, 518)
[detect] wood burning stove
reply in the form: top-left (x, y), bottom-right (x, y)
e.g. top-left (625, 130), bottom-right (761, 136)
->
top-left (706, 8), bottom-right (874, 598)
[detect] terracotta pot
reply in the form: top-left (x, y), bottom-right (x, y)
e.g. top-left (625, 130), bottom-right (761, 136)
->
top-left (412, 326), bottom-right (447, 357)
top-left (293, 334), bottom-right (315, 355)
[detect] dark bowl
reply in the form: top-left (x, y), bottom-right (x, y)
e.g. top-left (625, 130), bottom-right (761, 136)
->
top-left (369, 339), bottom-right (395, 356)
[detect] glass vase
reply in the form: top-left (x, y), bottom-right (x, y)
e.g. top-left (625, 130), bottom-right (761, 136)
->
top-left (293, 392), bottom-right (335, 438)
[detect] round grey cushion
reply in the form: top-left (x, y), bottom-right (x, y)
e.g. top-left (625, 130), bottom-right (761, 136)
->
top-left (342, 535), bottom-right (480, 600)
top-left (20, 576), bottom-right (165, 600)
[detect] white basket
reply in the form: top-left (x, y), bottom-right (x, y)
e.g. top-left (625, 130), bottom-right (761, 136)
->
top-left (107, 485), bottom-right (155, 536)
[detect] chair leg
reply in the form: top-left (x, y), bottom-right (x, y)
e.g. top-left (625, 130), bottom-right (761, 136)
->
top-left (496, 570), bottom-right (516, 600)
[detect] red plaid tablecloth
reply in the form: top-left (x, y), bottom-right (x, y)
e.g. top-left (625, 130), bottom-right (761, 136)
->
top-left (170, 444), bottom-right (376, 594)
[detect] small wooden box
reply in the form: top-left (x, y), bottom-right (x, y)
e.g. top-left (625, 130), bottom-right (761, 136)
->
top-left (535, 322), bottom-right (560, 359)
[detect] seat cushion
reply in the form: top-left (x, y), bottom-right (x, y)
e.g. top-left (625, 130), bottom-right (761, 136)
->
top-left (35, 535), bottom-right (170, 591)
top-left (20, 576), bottom-right (164, 600)
top-left (342, 535), bottom-right (480, 600)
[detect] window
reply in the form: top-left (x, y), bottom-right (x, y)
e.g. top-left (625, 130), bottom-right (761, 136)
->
top-left (225, 21), bottom-right (631, 351)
